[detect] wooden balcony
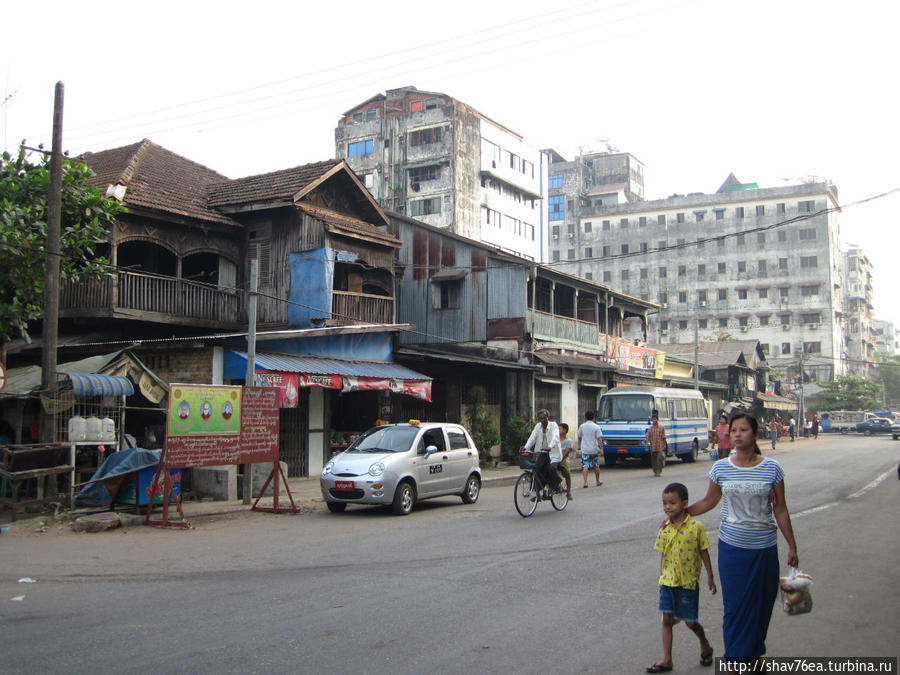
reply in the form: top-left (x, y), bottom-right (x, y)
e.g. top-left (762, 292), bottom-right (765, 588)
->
top-left (60, 271), bottom-right (242, 328)
top-left (529, 309), bottom-right (600, 346)
top-left (328, 290), bottom-right (394, 325)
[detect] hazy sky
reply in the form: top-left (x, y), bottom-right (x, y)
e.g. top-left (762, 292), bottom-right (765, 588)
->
top-left (3, 0), bottom-right (898, 330)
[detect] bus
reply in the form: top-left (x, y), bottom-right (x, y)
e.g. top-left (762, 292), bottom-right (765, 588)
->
top-left (596, 386), bottom-right (709, 467)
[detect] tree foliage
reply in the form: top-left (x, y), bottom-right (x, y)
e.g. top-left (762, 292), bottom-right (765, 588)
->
top-left (877, 354), bottom-right (900, 407)
top-left (0, 148), bottom-right (122, 343)
top-left (813, 375), bottom-right (883, 411)
top-left (465, 385), bottom-right (501, 460)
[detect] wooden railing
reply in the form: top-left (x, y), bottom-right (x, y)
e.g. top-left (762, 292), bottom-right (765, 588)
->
top-left (529, 309), bottom-right (600, 345)
top-left (331, 290), bottom-right (394, 325)
top-left (60, 271), bottom-right (241, 325)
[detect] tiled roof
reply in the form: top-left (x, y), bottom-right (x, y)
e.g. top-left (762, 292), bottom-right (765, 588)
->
top-left (207, 160), bottom-right (343, 208)
top-left (79, 139), bottom-right (237, 226)
top-left (297, 204), bottom-right (400, 248)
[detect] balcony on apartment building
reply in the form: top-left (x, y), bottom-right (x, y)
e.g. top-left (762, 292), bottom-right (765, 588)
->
top-left (327, 290), bottom-right (394, 326)
top-left (60, 270), bottom-right (242, 329)
top-left (528, 278), bottom-right (602, 346)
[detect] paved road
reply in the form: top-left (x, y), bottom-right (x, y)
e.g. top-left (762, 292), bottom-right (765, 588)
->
top-left (1, 435), bottom-right (898, 674)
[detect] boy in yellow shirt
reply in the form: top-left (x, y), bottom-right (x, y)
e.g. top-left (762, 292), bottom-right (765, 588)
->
top-left (647, 483), bottom-right (717, 673)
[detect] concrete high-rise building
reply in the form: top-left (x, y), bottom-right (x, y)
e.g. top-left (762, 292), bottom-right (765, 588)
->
top-left (874, 319), bottom-right (897, 355)
top-left (551, 175), bottom-right (846, 383)
top-left (335, 87), bottom-right (548, 261)
top-left (843, 246), bottom-right (877, 376)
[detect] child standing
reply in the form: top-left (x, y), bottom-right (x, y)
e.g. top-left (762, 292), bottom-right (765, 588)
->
top-left (647, 483), bottom-right (717, 673)
top-left (558, 423), bottom-right (574, 500)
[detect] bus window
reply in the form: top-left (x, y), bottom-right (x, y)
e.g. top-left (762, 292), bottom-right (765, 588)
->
top-left (597, 394), bottom-right (654, 421)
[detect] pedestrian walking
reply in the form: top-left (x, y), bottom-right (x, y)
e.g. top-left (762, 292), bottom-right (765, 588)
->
top-left (577, 410), bottom-right (603, 487)
top-left (646, 482), bottom-right (717, 673)
top-left (646, 410), bottom-right (667, 477)
top-left (686, 413), bottom-right (799, 663)
top-left (769, 419), bottom-right (778, 450)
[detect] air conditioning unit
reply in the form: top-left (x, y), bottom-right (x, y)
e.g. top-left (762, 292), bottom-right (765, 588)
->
top-left (552, 234), bottom-right (559, 239)
top-left (740, 326), bottom-right (748, 332)
top-left (780, 298), bottom-right (789, 304)
top-left (699, 301), bottom-right (707, 307)
top-left (662, 303), bottom-right (668, 309)
top-left (808, 323), bottom-right (818, 330)
top-left (567, 232), bottom-right (575, 238)
top-left (782, 324), bottom-right (791, 331)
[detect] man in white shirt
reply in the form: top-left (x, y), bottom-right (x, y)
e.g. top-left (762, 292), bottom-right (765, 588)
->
top-left (521, 409), bottom-right (562, 490)
top-left (578, 410), bottom-right (604, 488)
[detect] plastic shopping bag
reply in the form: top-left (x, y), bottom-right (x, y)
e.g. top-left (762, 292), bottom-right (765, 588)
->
top-left (779, 567), bottom-right (813, 615)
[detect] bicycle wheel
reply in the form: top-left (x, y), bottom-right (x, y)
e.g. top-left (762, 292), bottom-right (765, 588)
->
top-left (550, 487), bottom-right (568, 511)
top-left (514, 471), bottom-right (538, 517)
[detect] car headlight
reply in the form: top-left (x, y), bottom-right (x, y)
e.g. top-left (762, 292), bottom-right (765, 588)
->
top-left (368, 462), bottom-right (385, 477)
top-left (323, 461), bottom-right (334, 475)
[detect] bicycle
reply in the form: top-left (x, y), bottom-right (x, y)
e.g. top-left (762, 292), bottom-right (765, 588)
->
top-left (514, 450), bottom-right (569, 517)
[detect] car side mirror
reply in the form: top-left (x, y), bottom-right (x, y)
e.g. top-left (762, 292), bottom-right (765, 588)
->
top-left (423, 444), bottom-right (438, 457)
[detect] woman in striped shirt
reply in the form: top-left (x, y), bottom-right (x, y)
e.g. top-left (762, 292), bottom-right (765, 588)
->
top-left (686, 412), bottom-right (799, 663)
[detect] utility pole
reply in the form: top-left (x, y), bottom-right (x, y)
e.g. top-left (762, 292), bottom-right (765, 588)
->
top-left (242, 259), bottom-right (258, 505)
top-left (694, 316), bottom-right (700, 390)
top-left (39, 82), bottom-right (64, 443)
top-left (797, 348), bottom-right (805, 428)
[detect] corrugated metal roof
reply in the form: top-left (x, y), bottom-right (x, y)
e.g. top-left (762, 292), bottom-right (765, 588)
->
top-left (238, 351), bottom-right (431, 381)
top-left (1, 352), bottom-right (125, 398)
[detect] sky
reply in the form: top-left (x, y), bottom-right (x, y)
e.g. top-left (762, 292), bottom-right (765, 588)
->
top-left (3, 0), bottom-right (899, 330)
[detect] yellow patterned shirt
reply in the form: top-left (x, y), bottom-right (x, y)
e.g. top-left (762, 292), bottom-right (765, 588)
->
top-left (653, 515), bottom-right (710, 590)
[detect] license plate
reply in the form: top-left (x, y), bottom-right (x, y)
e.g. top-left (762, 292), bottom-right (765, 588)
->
top-left (335, 480), bottom-right (355, 490)
top-left (617, 448), bottom-right (629, 454)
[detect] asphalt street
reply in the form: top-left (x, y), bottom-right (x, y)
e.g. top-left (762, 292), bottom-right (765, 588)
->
top-left (1, 434), bottom-right (898, 674)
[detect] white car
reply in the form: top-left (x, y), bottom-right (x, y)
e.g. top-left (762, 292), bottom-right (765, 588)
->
top-left (320, 421), bottom-right (482, 515)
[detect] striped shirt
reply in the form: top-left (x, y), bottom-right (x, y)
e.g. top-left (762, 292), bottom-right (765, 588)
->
top-left (709, 456), bottom-right (784, 549)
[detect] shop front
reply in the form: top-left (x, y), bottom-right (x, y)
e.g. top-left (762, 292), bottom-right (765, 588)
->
top-left (224, 351), bottom-right (432, 476)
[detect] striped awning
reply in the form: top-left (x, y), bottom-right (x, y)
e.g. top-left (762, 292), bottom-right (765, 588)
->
top-left (66, 373), bottom-right (135, 398)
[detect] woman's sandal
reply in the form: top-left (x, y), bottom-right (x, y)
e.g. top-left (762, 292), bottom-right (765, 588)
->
top-left (700, 647), bottom-right (714, 667)
top-left (646, 664), bottom-right (673, 673)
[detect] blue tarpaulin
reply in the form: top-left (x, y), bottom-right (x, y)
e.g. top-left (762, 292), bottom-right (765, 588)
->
top-left (74, 448), bottom-right (161, 508)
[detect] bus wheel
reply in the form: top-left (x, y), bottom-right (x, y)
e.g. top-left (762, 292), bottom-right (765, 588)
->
top-left (682, 440), bottom-right (699, 463)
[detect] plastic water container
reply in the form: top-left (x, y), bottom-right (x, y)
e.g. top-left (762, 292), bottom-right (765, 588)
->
top-left (68, 415), bottom-right (87, 442)
top-left (100, 416), bottom-right (116, 442)
top-left (85, 415), bottom-right (102, 441)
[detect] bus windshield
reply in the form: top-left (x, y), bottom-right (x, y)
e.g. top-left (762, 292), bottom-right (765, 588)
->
top-left (597, 394), bottom-right (655, 422)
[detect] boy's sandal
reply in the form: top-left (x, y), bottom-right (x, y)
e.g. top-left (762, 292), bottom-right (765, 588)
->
top-left (700, 648), bottom-right (714, 667)
top-left (646, 665), bottom-right (673, 673)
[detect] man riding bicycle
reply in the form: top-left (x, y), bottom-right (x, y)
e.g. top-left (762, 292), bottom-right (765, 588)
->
top-left (520, 409), bottom-right (562, 491)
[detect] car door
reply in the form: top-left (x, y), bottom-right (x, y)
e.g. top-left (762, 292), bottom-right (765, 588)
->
top-left (443, 425), bottom-right (477, 493)
top-left (413, 427), bottom-right (450, 495)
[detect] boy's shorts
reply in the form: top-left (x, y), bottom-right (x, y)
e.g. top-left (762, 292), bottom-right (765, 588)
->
top-left (581, 453), bottom-right (600, 468)
top-left (658, 585), bottom-right (699, 622)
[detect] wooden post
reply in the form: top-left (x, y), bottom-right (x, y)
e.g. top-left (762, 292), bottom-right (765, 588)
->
top-left (243, 260), bottom-right (258, 505)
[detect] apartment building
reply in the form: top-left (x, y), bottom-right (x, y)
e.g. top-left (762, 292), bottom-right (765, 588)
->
top-left (551, 176), bottom-right (846, 383)
top-left (874, 319), bottom-right (897, 355)
top-left (546, 149), bottom-right (644, 249)
top-left (335, 87), bottom-right (548, 261)
top-left (843, 246), bottom-right (877, 376)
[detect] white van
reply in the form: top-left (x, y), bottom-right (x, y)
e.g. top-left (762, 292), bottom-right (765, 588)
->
top-left (596, 386), bottom-right (709, 467)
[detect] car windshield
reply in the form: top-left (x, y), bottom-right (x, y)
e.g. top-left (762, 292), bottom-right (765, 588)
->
top-left (346, 426), bottom-right (420, 453)
top-left (597, 394), bottom-right (654, 422)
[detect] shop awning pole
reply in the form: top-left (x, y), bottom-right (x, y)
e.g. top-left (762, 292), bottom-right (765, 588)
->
top-left (243, 259), bottom-right (258, 505)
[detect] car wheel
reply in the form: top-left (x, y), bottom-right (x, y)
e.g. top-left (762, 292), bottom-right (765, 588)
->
top-left (840, 428), bottom-right (848, 434)
top-left (326, 502), bottom-right (347, 513)
top-left (461, 474), bottom-right (481, 504)
top-left (391, 481), bottom-right (416, 515)
top-left (682, 440), bottom-right (699, 463)
top-left (893, 434), bottom-right (899, 440)
top-left (604, 454), bottom-right (617, 468)
top-left (864, 429), bottom-right (873, 437)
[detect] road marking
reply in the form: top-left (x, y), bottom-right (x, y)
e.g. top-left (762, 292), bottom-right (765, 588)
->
top-left (794, 467), bottom-right (895, 519)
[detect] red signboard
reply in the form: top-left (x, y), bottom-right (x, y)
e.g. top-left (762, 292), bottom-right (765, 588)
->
top-left (0, 362), bottom-right (6, 394)
top-left (239, 386), bottom-right (280, 464)
top-left (254, 371), bottom-right (300, 408)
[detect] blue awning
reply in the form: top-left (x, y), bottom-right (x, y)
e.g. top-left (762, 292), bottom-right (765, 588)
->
top-left (66, 373), bottom-right (135, 398)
